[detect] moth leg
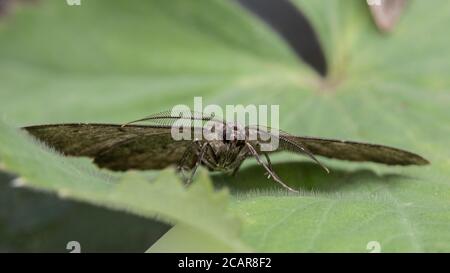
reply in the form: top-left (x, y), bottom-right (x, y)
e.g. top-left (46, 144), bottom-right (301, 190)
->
top-left (231, 161), bottom-right (244, 177)
top-left (245, 142), bottom-right (299, 193)
top-left (186, 142), bottom-right (209, 185)
top-left (177, 143), bottom-right (197, 182)
top-left (195, 141), bottom-right (217, 171)
top-left (230, 146), bottom-right (248, 176)
top-left (205, 142), bottom-right (219, 166)
top-left (263, 153), bottom-right (275, 179)
top-left (261, 153), bottom-right (287, 188)
top-left (177, 147), bottom-right (193, 171)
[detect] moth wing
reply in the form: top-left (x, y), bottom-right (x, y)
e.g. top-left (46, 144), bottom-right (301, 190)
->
top-left (93, 133), bottom-right (195, 171)
top-left (23, 123), bottom-right (194, 170)
top-left (23, 123), bottom-right (171, 156)
top-left (279, 136), bottom-right (429, 166)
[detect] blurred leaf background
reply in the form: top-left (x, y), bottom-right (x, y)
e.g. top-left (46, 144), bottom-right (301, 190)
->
top-left (0, 0), bottom-right (449, 252)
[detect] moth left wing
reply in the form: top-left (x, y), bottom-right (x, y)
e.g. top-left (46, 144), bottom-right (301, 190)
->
top-left (93, 132), bottom-right (195, 171)
top-left (23, 123), bottom-right (170, 156)
top-left (23, 123), bottom-right (195, 171)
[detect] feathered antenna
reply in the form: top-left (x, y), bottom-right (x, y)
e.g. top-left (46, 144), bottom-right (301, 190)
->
top-left (246, 124), bottom-right (329, 173)
top-left (121, 110), bottom-right (224, 128)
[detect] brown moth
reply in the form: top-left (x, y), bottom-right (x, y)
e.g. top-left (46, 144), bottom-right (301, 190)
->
top-left (23, 111), bottom-right (428, 192)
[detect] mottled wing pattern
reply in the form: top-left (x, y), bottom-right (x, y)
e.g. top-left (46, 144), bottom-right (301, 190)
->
top-left (23, 124), bottom-right (194, 170)
top-left (279, 135), bottom-right (429, 166)
top-left (23, 122), bottom-right (429, 172)
top-left (93, 132), bottom-right (194, 171)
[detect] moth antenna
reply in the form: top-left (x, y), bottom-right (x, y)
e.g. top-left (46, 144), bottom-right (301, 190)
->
top-left (249, 126), bottom-right (330, 174)
top-left (121, 117), bottom-right (147, 128)
top-left (280, 136), bottom-right (330, 174)
top-left (121, 110), bottom-right (222, 128)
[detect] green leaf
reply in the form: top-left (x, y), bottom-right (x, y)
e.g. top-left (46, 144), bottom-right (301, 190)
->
top-left (0, 120), bottom-right (249, 252)
top-left (1, 0), bottom-right (449, 252)
top-left (147, 223), bottom-right (249, 253)
top-left (0, 171), bottom-right (169, 252)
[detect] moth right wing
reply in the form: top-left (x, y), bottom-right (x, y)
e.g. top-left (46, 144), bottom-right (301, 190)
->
top-left (280, 135), bottom-right (429, 166)
top-left (245, 125), bottom-right (428, 166)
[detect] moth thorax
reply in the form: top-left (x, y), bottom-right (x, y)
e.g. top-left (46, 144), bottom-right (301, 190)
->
top-left (223, 123), bottom-right (246, 141)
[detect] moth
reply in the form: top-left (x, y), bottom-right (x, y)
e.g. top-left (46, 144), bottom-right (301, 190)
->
top-left (23, 111), bottom-right (429, 192)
